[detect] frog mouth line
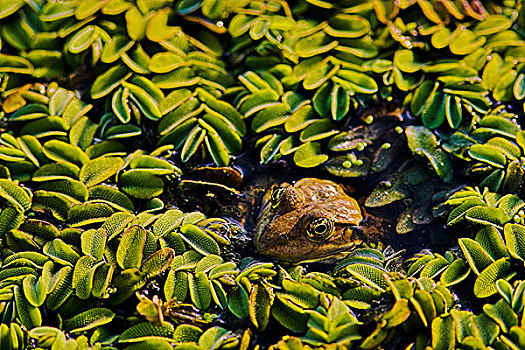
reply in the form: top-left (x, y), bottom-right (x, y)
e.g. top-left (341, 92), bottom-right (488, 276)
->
top-left (271, 246), bottom-right (357, 264)
top-left (257, 238), bottom-right (357, 264)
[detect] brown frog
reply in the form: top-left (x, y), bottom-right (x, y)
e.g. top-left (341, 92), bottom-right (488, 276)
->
top-left (254, 178), bottom-right (364, 264)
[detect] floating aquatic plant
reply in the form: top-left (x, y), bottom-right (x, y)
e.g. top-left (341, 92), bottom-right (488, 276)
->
top-left (0, 0), bottom-right (524, 349)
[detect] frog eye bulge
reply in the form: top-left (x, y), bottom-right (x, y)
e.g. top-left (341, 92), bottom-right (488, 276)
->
top-left (306, 217), bottom-right (334, 242)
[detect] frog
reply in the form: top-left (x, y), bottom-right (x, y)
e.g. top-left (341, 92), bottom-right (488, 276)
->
top-left (254, 178), bottom-right (364, 264)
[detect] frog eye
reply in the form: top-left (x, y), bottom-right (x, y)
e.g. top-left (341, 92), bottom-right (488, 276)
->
top-left (306, 217), bottom-right (334, 242)
top-left (270, 187), bottom-right (286, 208)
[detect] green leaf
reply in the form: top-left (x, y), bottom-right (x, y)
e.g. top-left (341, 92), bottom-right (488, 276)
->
top-left (119, 322), bottom-right (174, 343)
top-left (483, 299), bottom-right (518, 333)
top-left (141, 248), bottom-right (175, 279)
top-left (514, 73), bottom-right (525, 100)
top-left (68, 25), bottom-right (97, 53)
top-left (421, 88), bottom-right (445, 129)
top-left (37, 178), bottom-right (88, 203)
top-left (286, 104), bottom-right (317, 132)
top-left (125, 6), bottom-right (148, 41)
top-left (450, 29), bottom-right (486, 55)
top-left (445, 94), bottom-right (462, 129)
top-left (64, 308), bottom-right (115, 333)
top-left (152, 67), bottom-right (199, 89)
top-left (40, 1), bottom-right (76, 21)
top-left (300, 119), bottom-right (337, 142)
top-left (173, 324), bottom-right (202, 343)
top-left (119, 170), bottom-right (164, 199)
top-left (405, 126), bottom-right (437, 155)
top-left (14, 285), bottom-right (42, 329)
top-left (149, 52), bottom-right (186, 74)
top-left (0, 0), bottom-right (24, 19)
top-left (44, 265), bottom-right (74, 310)
top-left (179, 224), bottom-right (220, 256)
top-left (303, 61), bottom-right (338, 90)
top-left (164, 270), bottom-right (188, 302)
top-left (293, 142), bottom-right (328, 168)
top-left (465, 206), bottom-right (510, 229)
top-left (250, 283), bottom-right (273, 331)
top-left (81, 228), bottom-right (107, 261)
top-left (91, 65), bottom-right (132, 99)
top-left (295, 32), bottom-right (338, 58)
top-left (476, 226), bottom-right (509, 261)
top-left (68, 202), bottom-right (115, 227)
top-left (104, 125), bottom-right (142, 139)
top-left (335, 69), bottom-right (378, 94)
top-left (189, 272), bottom-right (212, 310)
top-left (122, 81), bottom-right (162, 121)
top-left (181, 126), bottom-right (206, 162)
top-left (117, 225), bottom-right (146, 270)
top-left (21, 117), bottom-right (68, 138)
top-left (0, 179), bottom-right (32, 212)
top-left (474, 15), bottom-right (513, 36)
top-left (22, 275), bottom-right (46, 307)
top-left (431, 316), bottom-right (455, 350)
top-left (474, 258), bottom-right (515, 298)
top-left (122, 45), bottom-right (151, 74)
top-left (469, 144), bottom-right (507, 168)
top-left (504, 223), bottom-right (525, 261)
top-left (146, 8), bottom-right (178, 42)
top-left (197, 88), bottom-right (246, 137)
top-left (325, 14), bottom-right (370, 38)
top-left (75, 0), bottom-right (108, 19)
top-left (205, 130), bottom-right (230, 167)
top-left (9, 104), bottom-right (48, 122)
top-left (70, 116), bottom-right (98, 149)
top-left (394, 49), bottom-right (423, 73)
top-left (112, 88), bottom-right (131, 124)
top-left (72, 255), bottom-right (97, 299)
top-left (101, 35), bottom-right (135, 63)
top-left (459, 237), bottom-right (493, 275)
top-left (0, 54), bottom-right (34, 74)
top-left (251, 103), bottom-right (291, 133)
top-left (440, 259), bottom-right (470, 287)
top-left (43, 140), bottom-right (89, 168)
top-left (80, 157), bottom-right (125, 187)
